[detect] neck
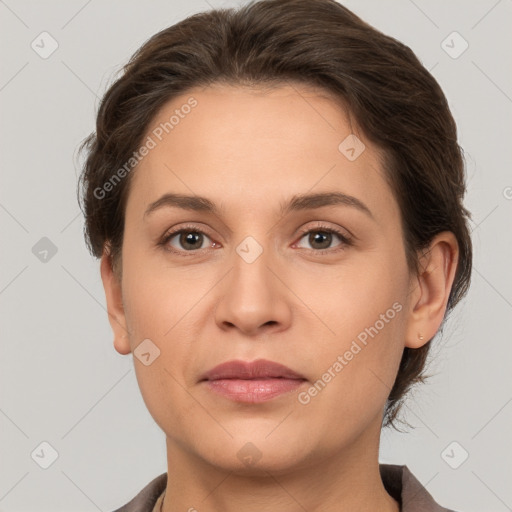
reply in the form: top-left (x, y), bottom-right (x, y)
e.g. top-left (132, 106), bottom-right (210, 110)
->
top-left (161, 417), bottom-right (399, 512)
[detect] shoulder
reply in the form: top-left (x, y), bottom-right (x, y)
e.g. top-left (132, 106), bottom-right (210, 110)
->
top-left (111, 466), bottom-right (461, 512)
top-left (379, 463), bottom-right (460, 512)
top-left (112, 473), bottom-right (167, 512)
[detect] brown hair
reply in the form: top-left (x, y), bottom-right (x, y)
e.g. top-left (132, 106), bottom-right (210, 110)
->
top-left (78, 0), bottom-right (472, 430)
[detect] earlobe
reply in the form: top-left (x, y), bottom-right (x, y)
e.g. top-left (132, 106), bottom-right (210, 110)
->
top-left (114, 333), bottom-right (131, 356)
top-left (100, 250), bottom-right (131, 355)
top-left (404, 232), bottom-right (459, 349)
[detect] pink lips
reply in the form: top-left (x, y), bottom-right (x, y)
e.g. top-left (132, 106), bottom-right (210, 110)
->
top-left (199, 359), bottom-right (307, 403)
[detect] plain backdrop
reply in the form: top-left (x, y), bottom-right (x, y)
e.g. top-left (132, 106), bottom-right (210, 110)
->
top-left (1, 0), bottom-right (511, 511)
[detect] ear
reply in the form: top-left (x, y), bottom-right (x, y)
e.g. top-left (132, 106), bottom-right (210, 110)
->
top-left (100, 249), bottom-right (131, 355)
top-left (404, 231), bottom-right (459, 349)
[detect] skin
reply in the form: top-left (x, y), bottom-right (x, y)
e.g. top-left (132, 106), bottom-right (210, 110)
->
top-left (100, 83), bottom-right (459, 512)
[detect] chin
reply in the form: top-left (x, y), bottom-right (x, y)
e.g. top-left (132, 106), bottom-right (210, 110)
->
top-left (192, 431), bottom-right (312, 475)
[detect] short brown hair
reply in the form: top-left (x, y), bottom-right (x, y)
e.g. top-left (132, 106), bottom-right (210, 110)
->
top-left (78, 0), bottom-right (472, 430)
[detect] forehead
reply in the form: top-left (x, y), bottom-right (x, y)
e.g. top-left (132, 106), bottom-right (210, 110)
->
top-left (125, 83), bottom-right (396, 223)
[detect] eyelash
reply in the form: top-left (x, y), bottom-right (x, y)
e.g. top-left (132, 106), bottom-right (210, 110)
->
top-left (158, 223), bottom-right (353, 257)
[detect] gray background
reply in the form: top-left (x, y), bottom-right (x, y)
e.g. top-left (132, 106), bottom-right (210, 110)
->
top-left (1, 0), bottom-right (511, 511)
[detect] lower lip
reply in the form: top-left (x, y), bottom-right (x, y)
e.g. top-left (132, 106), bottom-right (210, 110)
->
top-left (203, 378), bottom-right (306, 403)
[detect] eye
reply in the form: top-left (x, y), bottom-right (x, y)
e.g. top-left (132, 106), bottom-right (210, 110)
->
top-left (160, 225), bottom-right (217, 254)
top-left (294, 224), bottom-right (352, 254)
top-left (158, 223), bottom-right (352, 256)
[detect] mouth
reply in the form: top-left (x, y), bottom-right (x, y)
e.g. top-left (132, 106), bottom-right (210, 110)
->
top-left (199, 358), bottom-right (307, 403)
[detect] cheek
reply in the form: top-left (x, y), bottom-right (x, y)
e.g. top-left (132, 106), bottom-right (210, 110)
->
top-left (132, 360), bottom-right (197, 440)
top-left (121, 221), bottom-right (410, 441)
top-left (120, 242), bottom-right (230, 420)
top-left (122, 263), bottom-right (196, 367)
top-left (295, 304), bottom-right (406, 444)
top-left (124, 276), bottom-right (199, 435)
top-left (122, 242), bottom-right (185, 333)
top-left (295, 250), bottom-right (409, 415)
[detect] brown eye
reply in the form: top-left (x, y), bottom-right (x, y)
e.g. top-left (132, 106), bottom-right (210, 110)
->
top-left (295, 227), bottom-right (351, 253)
top-left (163, 228), bottom-right (213, 253)
top-left (177, 231), bottom-right (206, 250)
top-left (307, 231), bottom-right (333, 250)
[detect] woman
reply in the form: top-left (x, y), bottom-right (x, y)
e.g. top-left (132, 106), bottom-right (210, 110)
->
top-left (78, 0), bottom-right (472, 510)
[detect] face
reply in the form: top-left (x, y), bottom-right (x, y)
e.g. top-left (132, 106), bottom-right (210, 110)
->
top-left (109, 83), bottom-right (419, 473)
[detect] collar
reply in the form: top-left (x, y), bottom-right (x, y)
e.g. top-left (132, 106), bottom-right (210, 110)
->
top-left (114, 463), bottom-right (456, 512)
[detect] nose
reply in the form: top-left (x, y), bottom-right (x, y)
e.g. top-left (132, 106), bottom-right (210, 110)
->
top-left (214, 241), bottom-right (292, 337)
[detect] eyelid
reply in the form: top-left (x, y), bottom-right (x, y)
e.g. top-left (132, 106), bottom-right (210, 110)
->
top-left (293, 222), bottom-right (353, 252)
top-left (295, 220), bottom-right (353, 240)
top-left (159, 221), bottom-right (353, 255)
top-left (159, 223), bottom-right (217, 253)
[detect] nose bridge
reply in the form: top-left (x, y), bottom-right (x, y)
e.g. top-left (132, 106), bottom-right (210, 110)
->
top-left (213, 229), bottom-right (290, 334)
top-left (230, 232), bottom-right (275, 298)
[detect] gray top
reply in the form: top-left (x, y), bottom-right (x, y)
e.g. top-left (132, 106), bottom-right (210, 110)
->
top-left (113, 464), bottom-right (458, 512)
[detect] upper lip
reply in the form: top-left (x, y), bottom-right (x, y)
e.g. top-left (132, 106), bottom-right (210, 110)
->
top-left (199, 359), bottom-right (306, 381)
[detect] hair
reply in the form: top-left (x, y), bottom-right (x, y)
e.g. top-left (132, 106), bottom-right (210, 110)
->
top-left (77, 0), bottom-right (472, 430)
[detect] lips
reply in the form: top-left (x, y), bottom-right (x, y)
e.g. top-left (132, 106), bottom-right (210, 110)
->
top-left (199, 358), bottom-right (306, 382)
top-left (199, 359), bottom-right (307, 403)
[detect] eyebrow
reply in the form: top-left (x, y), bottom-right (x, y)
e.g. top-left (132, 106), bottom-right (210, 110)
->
top-left (143, 191), bottom-right (373, 219)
